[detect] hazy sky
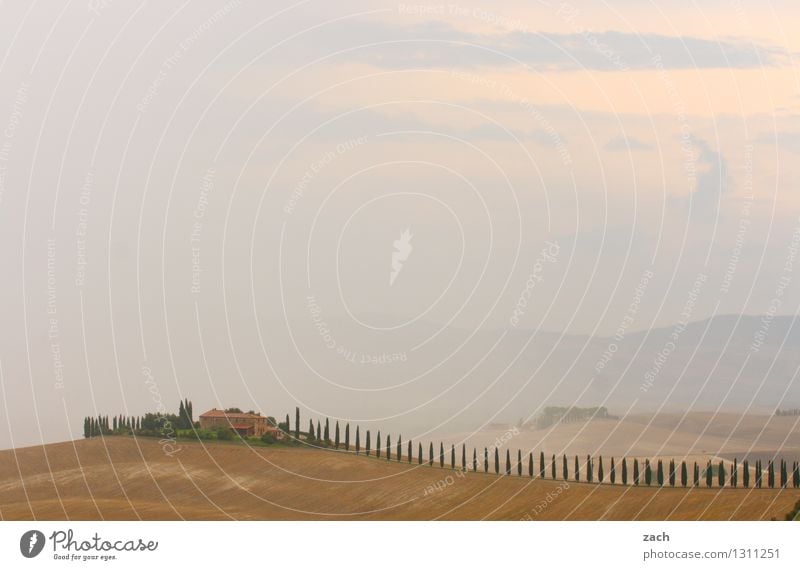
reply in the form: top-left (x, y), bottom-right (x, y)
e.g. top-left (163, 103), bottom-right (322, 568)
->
top-left (0, 1), bottom-right (798, 449)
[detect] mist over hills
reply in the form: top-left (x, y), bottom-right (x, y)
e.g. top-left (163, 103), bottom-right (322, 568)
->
top-left (2, 312), bottom-right (799, 450)
top-left (272, 313), bottom-right (800, 437)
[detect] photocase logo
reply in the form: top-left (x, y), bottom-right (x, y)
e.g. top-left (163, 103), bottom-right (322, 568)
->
top-left (20, 530), bottom-right (45, 558)
top-left (390, 229), bottom-right (413, 286)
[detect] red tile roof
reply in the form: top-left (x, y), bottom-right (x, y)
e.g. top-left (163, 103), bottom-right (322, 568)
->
top-left (199, 408), bottom-right (265, 420)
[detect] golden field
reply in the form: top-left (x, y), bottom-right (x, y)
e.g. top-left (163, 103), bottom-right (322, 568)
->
top-left (1, 437), bottom-right (797, 520)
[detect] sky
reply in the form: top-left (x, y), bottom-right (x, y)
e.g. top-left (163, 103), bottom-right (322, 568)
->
top-left (0, 0), bottom-right (799, 449)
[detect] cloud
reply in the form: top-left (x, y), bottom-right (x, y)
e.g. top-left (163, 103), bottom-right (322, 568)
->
top-left (690, 137), bottom-right (729, 214)
top-left (604, 135), bottom-right (652, 151)
top-left (296, 18), bottom-right (789, 71)
top-left (754, 131), bottom-right (800, 153)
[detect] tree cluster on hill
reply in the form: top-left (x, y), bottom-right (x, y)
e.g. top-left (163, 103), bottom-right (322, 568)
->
top-left (534, 406), bottom-right (612, 429)
top-left (83, 399), bottom-right (195, 439)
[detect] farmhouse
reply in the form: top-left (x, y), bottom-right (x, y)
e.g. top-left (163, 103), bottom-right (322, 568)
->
top-left (198, 408), bottom-right (282, 438)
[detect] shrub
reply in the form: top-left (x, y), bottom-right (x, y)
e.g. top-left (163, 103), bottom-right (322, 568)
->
top-left (214, 426), bottom-right (234, 441)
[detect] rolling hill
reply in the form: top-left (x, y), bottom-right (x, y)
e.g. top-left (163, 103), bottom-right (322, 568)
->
top-left (1, 437), bottom-right (797, 521)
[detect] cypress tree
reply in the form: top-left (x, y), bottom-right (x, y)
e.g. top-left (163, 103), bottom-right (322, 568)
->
top-left (462, 444), bottom-right (466, 471)
top-left (397, 435), bottom-right (402, 462)
top-left (355, 426), bottom-right (360, 454)
top-left (517, 450), bottom-right (522, 476)
top-left (309, 419), bottom-right (315, 442)
top-left (551, 454), bottom-right (557, 479)
top-left (386, 434), bottom-right (391, 461)
top-left (473, 448), bottom-right (477, 472)
top-left (345, 423), bottom-right (350, 450)
top-left (756, 460), bottom-right (762, 488)
top-left (598, 456), bottom-right (604, 483)
top-left (645, 459), bottom-right (652, 486)
top-left (419, 442), bottom-right (423, 464)
top-left (408, 439), bottom-right (412, 463)
top-left (317, 420), bottom-right (321, 444)
top-left (505, 449), bottom-right (511, 475)
top-left (113, 416), bottom-right (118, 431)
top-left (793, 461), bottom-right (799, 488)
top-left (780, 459), bottom-right (788, 488)
top-left (575, 455), bottom-right (580, 482)
top-left (450, 444), bottom-right (455, 469)
top-left (295, 407), bottom-right (300, 440)
top-left (732, 458), bottom-right (737, 487)
top-left (706, 461), bottom-right (713, 488)
top-left (286, 414), bottom-right (291, 436)
top-left (693, 462), bottom-right (699, 487)
top-left (657, 460), bottom-right (664, 486)
top-left (83, 417), bottom-right (89, 439)
top-left (529, 452), bottom-right (534, 477)
top-left (768, 460), bottom-right (775, 488)
top-left (669, 459), bottom-right (675, 487)
top-left (376, 431), bottom-right (381, 458)
top-left (562, 454), bottom-right (568, 481)
top-left (429, 442), bottom-right (434, 466)
top-left (622, 458), bottom-right (628, 485)
top-left (365, 430), bottom-right (371, 456)
top-left (334, 421), bottom-right (340, 449)
top-left (633, 459), bottom-right (639, 486)
top-left (718, 460), bottom-right (725, 487)
top-left (484, 448), bottom-right (488, 473)
top-left (681, 461), bottom-right (688, 487)
top-left (540, 451), bottom-right (546, 478)
top-left (610, 457), bottom-right (615, 484)
top-left (587, 455), bottom-right (593, 483)
top-left (494, 448), bottom-right (500, 474)
top-left (325, 418), bottom-right (330, 443)
top-left (743, 460), bottom-right (750, 488)
top-left (439, 443), bottom-right (444, 468)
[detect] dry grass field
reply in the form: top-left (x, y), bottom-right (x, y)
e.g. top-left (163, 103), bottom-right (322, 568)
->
top-left (1, 437), bottom-right (798, 520)
top-left (441, 413), bottom-right (800, 460)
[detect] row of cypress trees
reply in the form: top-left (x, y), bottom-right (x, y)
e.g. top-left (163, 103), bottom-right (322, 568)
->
top-left (83, 415), bottom-right (141, 437)
top-left (288, 411), bottom-right (800, 489)
top-left (83, 400), bottom-right (197, 438)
